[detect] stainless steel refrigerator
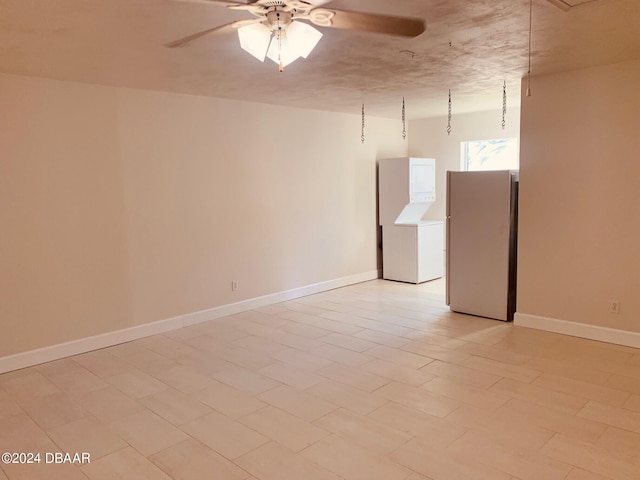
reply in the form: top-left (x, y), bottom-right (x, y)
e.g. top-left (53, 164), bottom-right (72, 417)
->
top-left (446, 170), bottom-right (518, 321)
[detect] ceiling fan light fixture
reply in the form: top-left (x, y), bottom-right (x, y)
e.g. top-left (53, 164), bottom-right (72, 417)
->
top-left (286, 21), bottom-right (323, 59)
top-left (267, 30), bottom-right (299, 68)
top-left (266, 21), bottom-right (322, 69)
top-left (237, 22), bottom-right (272, 62)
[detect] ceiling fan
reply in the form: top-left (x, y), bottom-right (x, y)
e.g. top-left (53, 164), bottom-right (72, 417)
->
top-left (166, 0), bottom-right (426, 71)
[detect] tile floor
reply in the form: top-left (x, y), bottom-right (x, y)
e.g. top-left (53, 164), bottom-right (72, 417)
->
top-left (1, 279), bottom-right (640, 479)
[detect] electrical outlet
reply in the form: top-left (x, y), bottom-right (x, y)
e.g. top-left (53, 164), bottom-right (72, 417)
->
top-left (609, 300), bottom-right (620, 314)
top-left (231, 281), bottom-right (238, 292)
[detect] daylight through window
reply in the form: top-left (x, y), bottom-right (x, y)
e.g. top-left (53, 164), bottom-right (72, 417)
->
top-left (460, 138), bottom-right (519, 171)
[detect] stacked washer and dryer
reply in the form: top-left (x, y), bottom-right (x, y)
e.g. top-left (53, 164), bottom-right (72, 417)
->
top-left (378, 157), bottom-right (444, 284)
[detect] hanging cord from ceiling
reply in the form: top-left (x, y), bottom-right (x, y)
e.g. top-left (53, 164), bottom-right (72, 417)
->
top-left (361, 104), bottom-right (366, 144)
top-left (447, 90), bottom-right (452, 135)
top-left (402, 97), bottom-right (407, 140)
top-left (502, 81), bottom-right (507, 129)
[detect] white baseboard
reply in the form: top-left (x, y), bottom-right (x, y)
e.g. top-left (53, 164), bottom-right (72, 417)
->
top-left (514, 312), bottom-right (640, 349)
top-left (0, 270), bottom-right (381, 374)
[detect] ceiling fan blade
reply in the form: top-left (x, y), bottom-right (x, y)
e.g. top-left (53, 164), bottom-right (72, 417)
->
top-left (172, 0), bottom-right (250, 6)
top-left (172, 0), bottom-right (331, 8)
top-left (311, 9), bottom-right (425, 38)
top-left (291, 0), bottom-right (332, 7)
top-left (165, 19), bottom-right (260, 48)
top-left (174, 0), bottom-right (257, 7)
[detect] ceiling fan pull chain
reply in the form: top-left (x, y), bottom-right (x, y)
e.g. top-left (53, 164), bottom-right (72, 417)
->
top-left (361, 104), bottom-right (366, 144)
top-left (447, 90), bottom-right (452, 136)
top-left (276, 16), bottom-right (284, 72)
top-left (402, 97), bottom-right (407, 140)
top-left (502, 81), bottom-right (507, 130)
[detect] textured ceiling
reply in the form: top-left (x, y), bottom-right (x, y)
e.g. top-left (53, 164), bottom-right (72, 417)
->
top-left (1, 0), bottom-right (639, 118)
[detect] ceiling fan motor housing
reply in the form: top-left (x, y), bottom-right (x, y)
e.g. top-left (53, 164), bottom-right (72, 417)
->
top-left (266, 9), bottom-right (293, 31)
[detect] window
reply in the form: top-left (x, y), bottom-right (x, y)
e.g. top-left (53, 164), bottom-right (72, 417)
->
top-left (460, 138), bottom-right (519, 171)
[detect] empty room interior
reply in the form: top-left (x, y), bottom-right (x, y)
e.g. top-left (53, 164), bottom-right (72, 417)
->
top-left (1, 0), bottom-right (640, 479)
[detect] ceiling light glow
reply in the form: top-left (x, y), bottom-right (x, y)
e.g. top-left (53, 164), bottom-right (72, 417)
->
top-left (237, 19), bottom-right (322, 70)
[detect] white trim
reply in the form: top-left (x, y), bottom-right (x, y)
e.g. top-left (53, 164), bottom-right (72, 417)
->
top-left (0, 270), bottom-right (380, 374)
top-left (514, 312), bottom-right (640, 349)
top-left (183, 269), bottom-right (380, 327)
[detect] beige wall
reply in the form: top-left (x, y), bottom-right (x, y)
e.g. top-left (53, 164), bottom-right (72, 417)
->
top-left (0, 73), bottom-right (407, 357)
top-left (518, 59), bottom-right (640, 332)
top-left (408, 107), bottom-right (521, 222)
